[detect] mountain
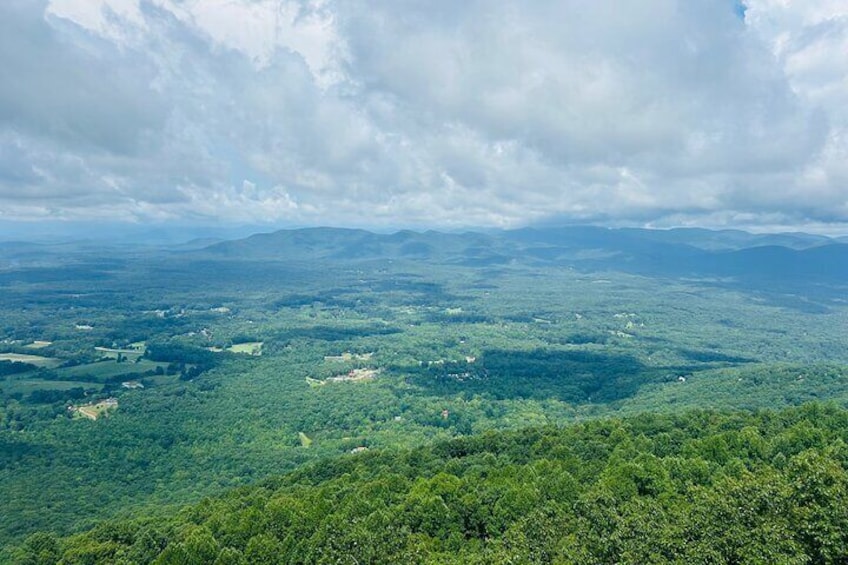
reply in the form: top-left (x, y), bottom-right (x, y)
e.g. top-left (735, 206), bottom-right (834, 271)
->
top-left (202, 227), bottom-right (509, 264)
top-left (706, 244), bottom-right (848, 280)
top-left (199, 225), bottom-right (848, 286)
top-left (163, 237), bottom-right (227, 251)
top-left (623, 227), bottom-right (834, 251)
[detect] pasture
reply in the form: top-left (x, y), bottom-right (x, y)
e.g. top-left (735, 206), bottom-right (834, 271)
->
top-left (227, 342), bottom-right (263, 355)
top-left (94, 346), bottom-right (145, 361)
top-left (2, 378), bottom-right (100, 395)
top-left (57, 359), bottom-right (169, 382)
top-left (0, 353), bottom-right (61, 368)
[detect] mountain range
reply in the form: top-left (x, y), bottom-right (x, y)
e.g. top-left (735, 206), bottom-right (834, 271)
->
top-left (200, 225), bottom-right (848, 284)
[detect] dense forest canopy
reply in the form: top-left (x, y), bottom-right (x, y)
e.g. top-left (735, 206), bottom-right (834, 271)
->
top-left (12, 403), bottom-right (848, 564)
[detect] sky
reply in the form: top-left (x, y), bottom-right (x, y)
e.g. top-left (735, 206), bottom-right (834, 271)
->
top-left (1, 0), bottom-right (847, 235)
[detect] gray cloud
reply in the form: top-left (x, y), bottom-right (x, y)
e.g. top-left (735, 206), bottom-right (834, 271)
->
top-left (340, 2), bottom-right (824, 183)
top-left (0, 1), bottom-right (166, 154)
top-left (0, 0), bottom-right (845, 231)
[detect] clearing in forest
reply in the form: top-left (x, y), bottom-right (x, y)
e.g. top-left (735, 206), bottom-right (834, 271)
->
top-left (298, 432), bottom-right (313, 447)
top-left (71, 398), bottom-right (118, 420)
top-left (307, 368), bottom-right (380, 386)
top-left (0, 353), bottom-right (61, 368)
top-left (94, 346), bottom-right (145, 361)
top-left (227, 342), bottom-right (264, 355)
top-left (324, 352), bottom-right (374, 362)
top-left (58, 359), bottom-right (167, 381)
top-left (327, 368), bottom-right (379, 383)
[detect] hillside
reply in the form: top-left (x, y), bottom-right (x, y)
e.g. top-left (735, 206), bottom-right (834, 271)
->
top-left (13, 403), bottom-right (848, 564)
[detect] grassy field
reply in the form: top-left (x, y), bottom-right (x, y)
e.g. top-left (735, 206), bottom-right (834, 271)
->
top-left (73, 399), bottom-right (118, 421)
top-left (298, 432), bottom-right (313, 447)
top-left (0, 353), bottom-right (61, 368)
top-left (1, 378), bottom-right (101, 395)
top-left (2, 364), bottom-right (175, 396)
top-left (94, 346), bottom-right (145, 361)
top-left (227, 342), bottom-right (263, 355)
top-left (57, 359), bottom-right (168, 382)
top-left (324, 352), bottom-right (373, 362)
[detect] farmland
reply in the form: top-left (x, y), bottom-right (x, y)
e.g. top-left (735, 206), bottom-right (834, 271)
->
top-left (0, 353), bottom-right (60, 367)
top-left (57, 359), bottom-right (168, 381)
top-left (227, 341), bottom-right (263, 355)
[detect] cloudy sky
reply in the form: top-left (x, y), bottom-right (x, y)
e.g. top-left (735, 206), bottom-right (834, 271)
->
top-left (1, 0), bottom-right (847, 233)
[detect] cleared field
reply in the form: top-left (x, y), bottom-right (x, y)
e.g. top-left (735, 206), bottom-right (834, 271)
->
top-left (0, 353), bottom-right (61, 368)
top-left (324, 352), bottom-right (374, 362)
top-left (308, 368), bottom-right (380, 387)
top-left (327, 368), bottom-right (379, 383)
top-left (58, 359), bottom-right (168, 382)
top-left (24, 341), bottom-right (52, 349)
top-left (298, 432), bottom-right (313, 447)
top-left (94, 346), bottom-right (145, 361)
top-left (2, 379), bottom-right (101, 395)
top-left (139, 374), bottom-right (181, 387)
top-left (227, 342), bottom-right (263, 355)
top-left (73, 399), bottom-right (118, 421)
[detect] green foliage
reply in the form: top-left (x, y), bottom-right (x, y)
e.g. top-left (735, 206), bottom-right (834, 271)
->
top-left (4, 229), bottom-right (848, 555)
top-left (11, 532), bottom-right (61, 565)
top-left (0, 360), bottom-right (38, 376)
top-left (26, 404), bottom-right (848, 564)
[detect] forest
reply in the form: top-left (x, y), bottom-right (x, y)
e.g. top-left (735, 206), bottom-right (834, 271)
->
top-left (2, 226), bottom-right (848, 563)
top-left (12, 404), bottom-right (848, 564)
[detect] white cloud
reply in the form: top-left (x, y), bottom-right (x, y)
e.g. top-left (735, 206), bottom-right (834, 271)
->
top-left (0, 0), bottom-right (845, 231)
top-left (744, 0), bottom-right (848, 221)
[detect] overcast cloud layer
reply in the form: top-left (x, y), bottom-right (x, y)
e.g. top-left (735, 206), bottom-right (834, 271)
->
top-left (0, 0), bottom-right (847, 231)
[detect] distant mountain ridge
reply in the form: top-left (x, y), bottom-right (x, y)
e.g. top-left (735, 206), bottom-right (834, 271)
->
top-left (202, 227), bottom-right (504, 263)
top-left (200, 225), bottom-right (848, 285)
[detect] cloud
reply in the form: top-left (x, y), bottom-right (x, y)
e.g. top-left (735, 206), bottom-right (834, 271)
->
top-left (0, 0), bottom-right (845, 231)
top-left (744, 0), bottom-right (848, 219)
top-left (0, 1), bottom-right (167, 154)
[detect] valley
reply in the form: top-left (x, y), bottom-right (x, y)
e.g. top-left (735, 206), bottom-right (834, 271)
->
top-left (2, 226), bottom-right (848, 561)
